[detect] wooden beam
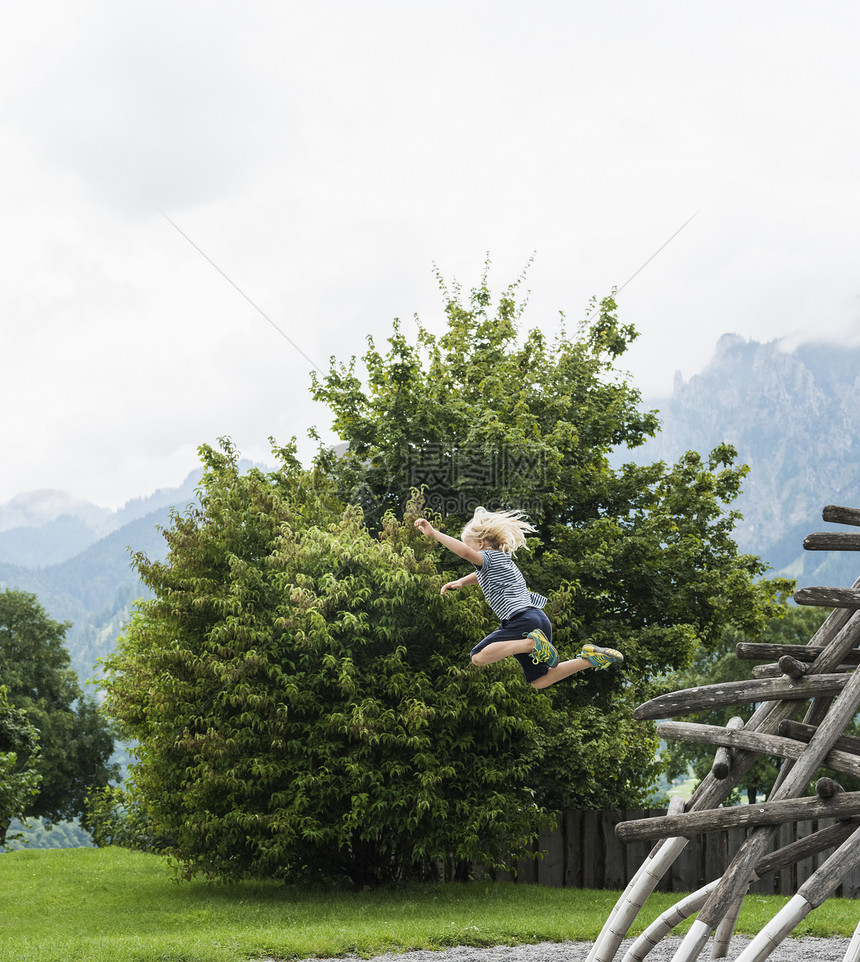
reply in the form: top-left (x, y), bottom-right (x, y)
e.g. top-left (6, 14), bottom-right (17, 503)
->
top-left (823, 505), bottom-right (860, 527)
top-left (657, 720), bottom-right (860, 779)
top-left (798, 825), bottom-right (860, 910)
top-left (752, 662), bottom-right (853, 679)
top-left (663, 664), bottom-right (860, 933)
top-left (754, 818), bottom-right (860, 877)
top-left (589, 606), bottom-right (860, 962)
top-left (816, 777), bottom-right (844, 798)
top-left (804, 533), bottom-right (860, 551)
top-left (794, 587), bottom-right (860, 608)
top-left (711, 717), bottom-right (744, 780)
top-left (778, 719), bottom-right (860, 756)
top-left (616, 791), bottom-right (860, 843)
top-left (736, 642), bottom-right (860, 664)
top-left (778, 654), bottom-right (809, 678)
top-left (633, 674), bottom-right (850, 721)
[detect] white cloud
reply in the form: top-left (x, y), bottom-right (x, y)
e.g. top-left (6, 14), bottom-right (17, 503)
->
top-left (2, 0), bottom-right (860, 507)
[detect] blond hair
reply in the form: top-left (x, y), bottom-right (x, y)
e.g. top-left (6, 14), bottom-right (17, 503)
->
top-left (461, 507), bottom-right (537, 554)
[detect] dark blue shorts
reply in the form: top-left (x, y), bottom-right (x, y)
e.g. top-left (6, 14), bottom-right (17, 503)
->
top-left (470, 607), bottom-right (553, 683)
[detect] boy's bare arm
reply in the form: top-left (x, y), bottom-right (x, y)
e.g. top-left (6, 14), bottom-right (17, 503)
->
top-left (441, 571), bottom-right (479, 595)
top-left (414, 518), bottom-right (484, 566)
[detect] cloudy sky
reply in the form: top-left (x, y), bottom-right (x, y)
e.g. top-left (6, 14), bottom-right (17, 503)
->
top-left (2, 1), bottom-right (859, 509)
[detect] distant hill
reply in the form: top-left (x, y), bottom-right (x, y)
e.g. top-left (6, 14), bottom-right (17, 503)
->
top-left (635, 334), bottom-right (860, 590)
top-left (0, 472), bottom-right (204, 684)
top-left (0, 474), bottom-right (202, 568)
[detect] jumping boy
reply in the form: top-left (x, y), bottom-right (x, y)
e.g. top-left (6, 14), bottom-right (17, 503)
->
top-left (414, 507), bottom-right (623, 689)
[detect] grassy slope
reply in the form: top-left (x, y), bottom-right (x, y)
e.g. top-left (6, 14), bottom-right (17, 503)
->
top-left (1, 847), bottom-right (857, 962)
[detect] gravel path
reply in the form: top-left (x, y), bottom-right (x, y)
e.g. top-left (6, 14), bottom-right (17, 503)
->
top-left (296, 937), bottom-right (854, 962)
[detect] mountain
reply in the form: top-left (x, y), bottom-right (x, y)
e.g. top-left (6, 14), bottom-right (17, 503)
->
top-left (0, 472), bottom-right (204, 684)
top-left (634, 334), bottom-right (860, 589)
top-left (0, 474), bottom-right (202, 569)
top-left (0, 490), bottom-right (111, 534)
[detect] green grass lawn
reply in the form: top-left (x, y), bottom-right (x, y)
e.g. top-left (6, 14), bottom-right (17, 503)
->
top-left (1, 847), bottom-right (859, 962)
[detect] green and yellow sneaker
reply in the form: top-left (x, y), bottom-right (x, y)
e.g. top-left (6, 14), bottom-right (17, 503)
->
top-left (527, 629), bottom-right (559, 668)
top-left (580, 644), bottom-right (623, 670)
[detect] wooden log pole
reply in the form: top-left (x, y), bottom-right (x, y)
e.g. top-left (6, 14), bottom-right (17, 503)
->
top-left (737, 642), bottom-right (860, 665)
top-left (634, 674), bottom-right (850, 721)
top-left (778, 719), bottom-right (860, 756)
top-left (712, 894), bottom-right (745, 961)
top-left (621, 881), bottom-right (720, 962)
top-left (585, 837), bottom-right (691, 962)
top-left (751, 663), bottom-right (781, 679)
top-left (807, 588), bottom-right (860, 649)
top-left (804, 533), bottom-right (860, 551)
top-left (823, 505), bottom-right (860, 527)
top-left (734, 823), bottom-right (860, 962)
top-left (817, 777), bottom-right (845, 798)
top-left (754, 818), bottom-right (860, 878)
top-left (843, 919), bottom-right (860, 962)
top-left (693, 657), bottom-right (860, 933)
top-left (799, 609), bottom-right (860, 729)
top-left (794, 587), bottom-right (860, 609)
top-left (715, 821), bottom-right (860, 962)
top-left (778, 654), bottom-right (809, 678)
top-left (616, 791), bottom-right (860, 844)
top-left (772, 610), bottom-right (860, 791)
top-left (753, 662), bottom-right (854, 679)
top-left (599, 600), bottom-right (860, 962)
top-left (656, 720), bottom-right (860, 779)
top-left (711, 716), bottom-right (744, 780)
top-left (664, 608), bottom-right (860, 821)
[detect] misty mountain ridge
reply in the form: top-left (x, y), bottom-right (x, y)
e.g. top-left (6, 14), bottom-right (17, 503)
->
top-left (636, 333), bottom-right (860, 588)
top-left (0, 463), bottom-right (272, 682)
top-left (0, 473), bottom-right (203, 568)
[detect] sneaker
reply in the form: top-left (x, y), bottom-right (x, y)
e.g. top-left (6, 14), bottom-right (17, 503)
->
top-left (579, 644), bottom-right (623, 670)
top-left (527, 629), bottom-right (559, 668)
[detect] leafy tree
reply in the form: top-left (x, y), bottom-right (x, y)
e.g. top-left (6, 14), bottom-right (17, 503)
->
top-left (98, 269), bottom-right (793, 884)
top-left (99, 443), bottom-right (556, 884)
top-left (83, 783), bottom-right (166, 852)
top-left (663, 603), bottom-right (834, 803)
top-left (0, 686), bottom-right (41, 847)
top-left (310, 268), bottom-right (792, 809)
top-left (0, 589), bottom-right (118, 825)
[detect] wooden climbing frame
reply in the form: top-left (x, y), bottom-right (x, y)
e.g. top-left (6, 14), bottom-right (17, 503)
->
top-left (588, 504), bottom-right (860, 962)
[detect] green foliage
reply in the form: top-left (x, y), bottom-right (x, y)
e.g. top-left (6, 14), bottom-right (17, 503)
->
top-left (99, 442), bottom-right (556, 885)
top-left (0, 685), bottom-right (41, 847)
top-left (0, 590), bottom-right (118, 832)
top-left (310, 268), bottom-right (793, 810)
top-left (83, 785), bottom-right (164, 852)
top-left (662, 603), bottom-right (831, 802)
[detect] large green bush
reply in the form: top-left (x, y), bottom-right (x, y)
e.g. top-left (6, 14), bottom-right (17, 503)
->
top-left (100, 446), bottom-right (555, 883)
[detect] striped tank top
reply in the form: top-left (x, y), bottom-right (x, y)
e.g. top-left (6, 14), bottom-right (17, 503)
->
top-left (474, 549), bottom-right (547, 621)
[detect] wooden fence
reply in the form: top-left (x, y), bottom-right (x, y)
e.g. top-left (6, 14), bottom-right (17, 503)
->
top-left (487, 809), bottom-right (860, 898)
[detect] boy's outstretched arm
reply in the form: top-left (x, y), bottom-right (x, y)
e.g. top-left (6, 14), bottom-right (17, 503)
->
top-left (414, 518), bottom-right (484, 566)
top-left (441, 571), bottom-right (479, 595)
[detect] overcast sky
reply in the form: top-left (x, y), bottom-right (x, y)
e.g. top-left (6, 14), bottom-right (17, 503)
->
top-left (2, 1), bottom-right (859, 509)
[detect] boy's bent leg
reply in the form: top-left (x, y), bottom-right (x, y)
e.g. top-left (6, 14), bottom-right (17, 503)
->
top-left (471, 637), bottom-right (533, 666)
top-left (530, 657), bottom-right (591, 689)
